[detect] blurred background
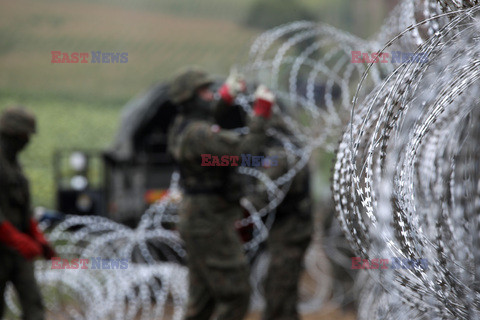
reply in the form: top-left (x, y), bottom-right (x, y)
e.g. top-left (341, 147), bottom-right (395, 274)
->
top-left (0, 0), bottom-right (398, 211)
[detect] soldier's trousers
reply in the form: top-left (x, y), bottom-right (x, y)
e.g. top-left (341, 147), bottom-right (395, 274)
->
top-left (180, 195), bottom-right (251, 320)
top-left (0, 251), bottom-right (45, 320)
top-left (263, 213), bottom-right (313, 320)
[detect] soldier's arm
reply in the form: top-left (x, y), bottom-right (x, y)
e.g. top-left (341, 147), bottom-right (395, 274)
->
top-left (28, 217), bottom-right (57, 260)
top-left (211, 69), bottom-right (246, 123)
top-left (0, 220), bottom-right (43, 259)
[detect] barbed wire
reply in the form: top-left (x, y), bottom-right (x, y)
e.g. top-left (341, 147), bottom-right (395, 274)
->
top-left (333, 3), bottom-right (480, 319)
top-left (6, 1), bottom-right (480, 319)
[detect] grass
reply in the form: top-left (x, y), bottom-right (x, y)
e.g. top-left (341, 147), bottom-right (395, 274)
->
top-left (0, 0), bottom-right (388, 104)
top-left (0, 0), bottom-right (261, 208)
top-left (0, 0), bottom-right (260, 104)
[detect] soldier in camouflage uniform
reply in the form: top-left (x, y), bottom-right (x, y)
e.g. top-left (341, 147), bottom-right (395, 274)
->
top-left (167, 67), bottom-right (275, 320)
top-left (248, 117), bottom-right (313, 320)
top-left (0, 107), bottom-right (56, 320)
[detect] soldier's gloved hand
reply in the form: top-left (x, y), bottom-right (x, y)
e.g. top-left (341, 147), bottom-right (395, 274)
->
top-left (0, 221), bottom-right (42, 260)
top-left (28, 218), bottom-right (56, 260)
top-left (253, 85), bottom-right (275, 119)
top-left (218, 69), bottom-right (246, 105)
top-left (41, 243), bottom-right (57, 260)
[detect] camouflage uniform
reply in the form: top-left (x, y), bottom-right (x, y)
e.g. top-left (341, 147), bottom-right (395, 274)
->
top-left (251, 143), bottom-right (313, 320)
top-left (168, 69), bottom-right (269, 320)
top-left (0, 107), bottom-right (46, 320)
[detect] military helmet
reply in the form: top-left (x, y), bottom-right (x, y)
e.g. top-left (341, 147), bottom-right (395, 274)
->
top-left (168, 67), bottom-right (214, 104)
top-left (0, 106), bottom-right (37, 136)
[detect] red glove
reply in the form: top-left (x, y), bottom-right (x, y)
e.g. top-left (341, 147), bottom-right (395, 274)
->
top-left (218, 70), bottom-right (246, 105)
top-left (253, 85), bottom-right (275, 119)
top-left (0, 221), bottom-right (42, 260)
top-left (28, 218), bottom-right (57, 260)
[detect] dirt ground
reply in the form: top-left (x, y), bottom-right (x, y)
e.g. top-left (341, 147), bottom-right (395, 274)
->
top-left (246, 304), bottom-right (356, 320)
top-left (42, 302), bottom-right (357, 320)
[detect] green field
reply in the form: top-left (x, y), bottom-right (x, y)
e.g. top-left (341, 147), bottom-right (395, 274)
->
top-left (0, 0), bottom-right (389, 208)
top-left (0, 0), bottom-right (388, 104)
top-left (0, 0), bottom-right (264, 208)
top-left (0, 0), bottom-right (263, 104)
